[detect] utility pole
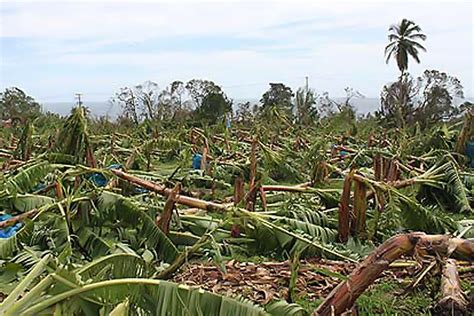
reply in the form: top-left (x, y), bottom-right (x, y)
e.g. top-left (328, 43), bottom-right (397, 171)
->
top-left (305, 76), bottom-right (309, 92)
top-left (75, 93), bottom-right (83, 107)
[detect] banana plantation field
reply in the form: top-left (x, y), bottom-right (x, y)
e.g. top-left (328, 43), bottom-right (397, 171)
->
top-left (0, 106), bottom-right (473, 315)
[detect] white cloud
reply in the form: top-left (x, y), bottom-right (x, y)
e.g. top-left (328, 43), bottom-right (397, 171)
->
top-left (0, 1), bottom-right (472, 102)
top-left (3, 2), bottom-right (468, 42)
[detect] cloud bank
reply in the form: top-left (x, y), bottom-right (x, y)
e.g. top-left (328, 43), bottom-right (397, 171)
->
top-left (1, 1), bottom-right (472, 106)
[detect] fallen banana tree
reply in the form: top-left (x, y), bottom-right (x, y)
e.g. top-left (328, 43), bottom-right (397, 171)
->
top-left (110, 168), bottom-right (355, 262)
top-left (0, 251), bottom-right (283, 316)
top-left (314, 232), bottom-right (474, 316)
top-left (2, 101), bottom-right (474, 315)
top-left (110, 168), bottom-right (230, 212)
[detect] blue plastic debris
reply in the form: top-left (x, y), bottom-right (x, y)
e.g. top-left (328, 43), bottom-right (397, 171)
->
top-left (134, 187), bottom-right (149, 194)
top-left (340, 150), bottom-right (349, 158)
top-left (192, 153), bottom-right (202, 170)
top-left (107, 164), bottom-right (122, 170)
top-left (33, 183), bottom-right (47, 192)
top-left (90, 173), bottom-right (108, 186)
top-left (89, 164), bottom-right (123, 187)
top-left (0, 214), bottom-right (22, 238)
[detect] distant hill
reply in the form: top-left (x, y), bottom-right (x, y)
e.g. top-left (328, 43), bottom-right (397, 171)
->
top-left (42, 101), bottom-right (118, 118)
top-left (43, 96), bottom-right (471, 119)
top-left (334, 97), bottom-right (380, 114)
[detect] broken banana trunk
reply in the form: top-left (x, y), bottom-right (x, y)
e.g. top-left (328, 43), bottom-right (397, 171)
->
top-left (233, 176), bottom-right (245, 205)
top-left (0, 208), bottom-right (38, 229)
top-left (351, 179), bottom-right (367, 239)
top-left (157, 183), bottom-right (181, 234)
top-left (338, 170), bottom-right (354, 243)
top-left (313, 232), bottom-right (474, 316)
top-left (435, 259), bottom-right (468, 315)
top-left (110, 169), bottom-right (229, 212)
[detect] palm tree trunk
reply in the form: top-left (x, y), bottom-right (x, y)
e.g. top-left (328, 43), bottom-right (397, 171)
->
top-left (397, 70), bottom-right (407, 129)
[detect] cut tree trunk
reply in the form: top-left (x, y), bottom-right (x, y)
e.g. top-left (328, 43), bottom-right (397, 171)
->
top-left (245, 182), bottom-right (260, 212)
top-left (338, 171), bottom-right (353, 243)
top-left (386, 159), bottom-right (399, 182)
top-left (125, 150), bottom-right (137, 169)
top-left (85, 142), bottom-right (97, 168)
top-left (352, 180), bottom-right (367, 239)
top-left (157, 183), bottom-right (180, 234)
top-left (314, 232), bottom-right (421, 316)
top-left (415, 235), bottom-right (474, 261)
top-left (55, 181), bottom-right (63, 199)
top-left (373, 153), bottom-right (382, 181)
top-left (447, 238), bottom-right (474, 261)
top-left (259, 186), bottom-right (268, 211)
top-left (311, 161), bottom-right (329, 184)
top-left (233, 176), bottom-right (245, 205)
top-left (436, 259), bottom-right (468, 315)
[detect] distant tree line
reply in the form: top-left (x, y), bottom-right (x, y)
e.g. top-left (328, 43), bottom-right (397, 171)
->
top-left (111, 79), bottom-right (232, 126)
top-left (1, 19), bottom-right (471, 131)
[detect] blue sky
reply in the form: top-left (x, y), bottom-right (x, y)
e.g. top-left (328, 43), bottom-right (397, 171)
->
top-left (0, 0), bottom-right (472, 106)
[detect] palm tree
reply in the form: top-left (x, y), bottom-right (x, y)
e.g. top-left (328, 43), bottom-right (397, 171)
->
top-left (385, 19), bottom-right (427, 76)
top-left (295, 87), bottom-right (317, 125)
